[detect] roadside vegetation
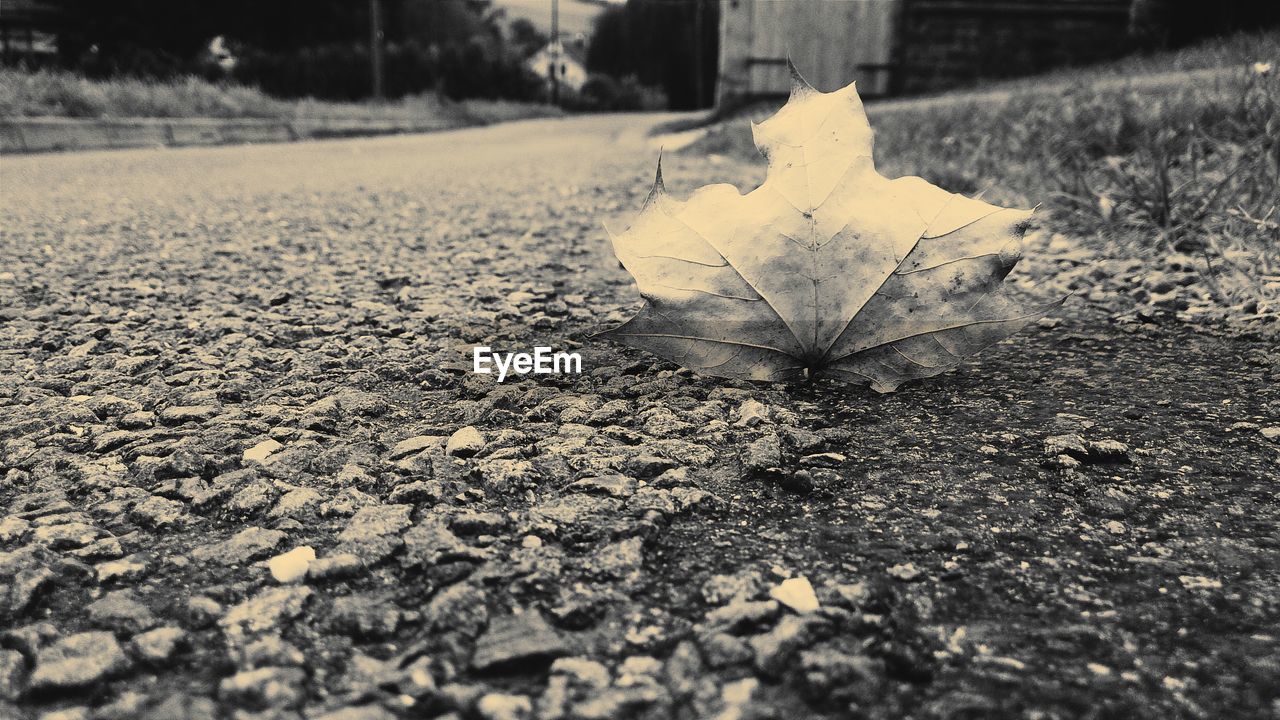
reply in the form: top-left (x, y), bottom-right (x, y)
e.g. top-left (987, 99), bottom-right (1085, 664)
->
top-left (0, 66), bottom-right (563, 124)
top-left (690, 31), bottom-right (1280, 312)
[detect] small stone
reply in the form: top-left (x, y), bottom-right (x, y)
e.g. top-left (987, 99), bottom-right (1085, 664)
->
top-left (422, 583), bottom-right (488, 638)
top-left (87, 590), bottom-right (158, 634)
top-left (716, 678), bottom-right (760, 717)
top-left (1044, 434), bottom-right (1088, 458)
top-left (778, 470), bottom-right (814, 495)
top-left (242, 439), bottom-right (283, 463)
top-left (587, 537), bottom-right (645, 580)
top-left (96, 689), bottom-right (149, 718)
top-left (270, 488), bottom-right (322, 519)
top-left (328, 594), bottom-right (402, 639)
top-left (2, 621), bottom-right (58, 659)
top-left (1262, 426), bottom-right (1280, 441)
top-left (218, 666), bottom-right (306, 708)
top-left (219, 586), bottom-right (313, 646)
top-left (71, 536), bottom-right (124, 561)
top-left (1179, 575), bottom-right (1223, 590)
top-left (129, 496), bottom-right (186, 530)
top-left (267, 546), bottom-right (316, 583)
top-left (549, 657), bottom-right (610, 689)
top-left (131, 627), bottom-right (186, 663)
top-left (32, 522), bottom-right (102, 550)
top-left (567, 474), bottom-right (637, 498)
top-left (888, 563), bottom-right (921, 581)
top-left (83, 395), bottom-right (142, 419)
top-left (119, 411), bottom-right (155, 429)
top-left (157, 449), bottom-right (207, 479)
top-left (476, 693), bottom-right (532, 720)
top-left (146, 694), bottom-right (218, 720)
top-left (471, 611), bottom-right (568, 671)
top-left (158, 405), bottom-right (221, 425)
top-left (702, 572), bottom-right (762, 606)
top-left (826, 582), bottom-right (869, 609)
top-left (307, 553), bottom-right (365, 581)
top-left (445, 426), bottom-right (485, 458)
top-left (387, 479), bottom-right (443, 505)
top-left (338, 504), bottom-right (413, 544)
top-left (312, 706), bottom-right (398, 720)
top-left (191, 527), bottom-right (285, 565)
top-left (622, 455), bottom-right (677, 479)
top-left (237, 636), bottom-right (306, 668)
top-left (798, 648), bottom-right (881, 699)
top-left (0, 516), bottom-right (30, 543)
top-left (652, 467), bottom-right (691, 487)
top-left (7, 567), bottom-right (54, 615)
top-left (320, 486), bottom-right (379, 518)
top-left (1054, 454), bottom-right (1082, 470)
top-left (743, 433), bottom-right (783, 472)
top-left (335, 504), bottom-right (412, 564)
top-left (184, 596), bottom-right (223, 629)
top-left (733, 399), bottom-right (771, 427)
top-left (30, 631), bottom-right (131, 690)
top-left (749, 615), bottom-right (829, 677)
top-left (1087, 439), bottom-right (1130, 459)
top-left (0, 649), bottom-right (26, 701)
top-left (449, 511), bottom-right (509, 535)
top-left (225, 480), bottom-right (277, 516)
top-left (390, 435), bottom-right (444, 459)
top-left (400, 518), bottom-right (486, 567)
top-left (617, 655), bottom-right (663, 682)
top-left (799, 453), bottom-right (845, 467)
top-left (769, 577), bottom-right (819, 614)
top-left (705, 600), bottom-right (780, 632)
top-left (1104, 520), bottom-right (1127, 535)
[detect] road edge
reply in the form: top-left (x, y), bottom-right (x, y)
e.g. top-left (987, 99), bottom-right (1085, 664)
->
top-left (0, 115), bottom-right (474, 155)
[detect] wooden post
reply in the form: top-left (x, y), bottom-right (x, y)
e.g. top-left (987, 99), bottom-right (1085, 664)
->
top-left (550, 0), bottom-right (560, 105)
top-left (693, 0), bottom-right (705, 108)
top-left (370, 0), bottom-right (385, 101)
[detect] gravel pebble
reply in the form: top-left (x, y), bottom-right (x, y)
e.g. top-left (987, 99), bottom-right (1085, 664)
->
top-left (29, 632), bottom-right (131, 690)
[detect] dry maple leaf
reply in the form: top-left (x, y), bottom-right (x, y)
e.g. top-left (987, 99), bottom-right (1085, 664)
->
top-left (599, 66), bottom-right (1062, 392)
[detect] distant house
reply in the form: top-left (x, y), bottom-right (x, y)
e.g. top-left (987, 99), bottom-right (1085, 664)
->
top-left (718, 0), bottom-right (1133, 107)
top-left (527, 39), bottom-right (589, 94)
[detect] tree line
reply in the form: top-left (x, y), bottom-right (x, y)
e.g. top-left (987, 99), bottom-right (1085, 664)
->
top-left (24, 0), bottom-right (719, 109)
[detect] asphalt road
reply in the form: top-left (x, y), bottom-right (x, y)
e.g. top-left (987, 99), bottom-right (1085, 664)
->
top-left (1, 115), bottom-right (1278, 720)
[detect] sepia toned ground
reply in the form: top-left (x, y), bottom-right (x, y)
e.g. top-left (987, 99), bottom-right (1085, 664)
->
top-left (1, 115), bottom-right (1278, 720)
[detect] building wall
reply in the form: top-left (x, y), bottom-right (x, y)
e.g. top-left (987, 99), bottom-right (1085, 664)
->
top-left (896, 0), bottom-right (1133, 94)
top-left (717, 0), bottom-right (1133, 107)
top-left (717, 0), bottom-right (900, 107)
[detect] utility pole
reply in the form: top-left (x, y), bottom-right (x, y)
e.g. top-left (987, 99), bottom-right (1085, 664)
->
top-left (549, 0), bottom-right (560, 105)
top-left (693, 0), bottom-right (704, 108)
top-left (370, 0), bottom-right (385, 101)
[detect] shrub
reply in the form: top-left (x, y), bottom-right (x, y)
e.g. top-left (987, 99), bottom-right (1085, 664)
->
top-left (564, 73), bottom-right (667, 112)
top-left (230, 39), bottom-right (543, 103)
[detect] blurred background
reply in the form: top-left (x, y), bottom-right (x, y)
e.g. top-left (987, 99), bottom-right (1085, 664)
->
top-left (1, 0), bottom-right (1276, 117)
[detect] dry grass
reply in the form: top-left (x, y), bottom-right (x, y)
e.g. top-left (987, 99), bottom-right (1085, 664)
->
top-left (875, 68), bottom-right (1279, 308)
top-left (0, 67), bottom-right (562, 124)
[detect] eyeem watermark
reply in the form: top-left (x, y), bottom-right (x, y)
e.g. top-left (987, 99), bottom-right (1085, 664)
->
top-left (473, 346), bottom-right (582, 382)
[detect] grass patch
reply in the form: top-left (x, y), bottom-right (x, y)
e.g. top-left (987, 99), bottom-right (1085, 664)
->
top-left (688, 33), bottom-right (1280, 310)
top-left (932, 28), bottom-right (1280, 95)
top-left (0, 66), bottom-right (562, 124)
